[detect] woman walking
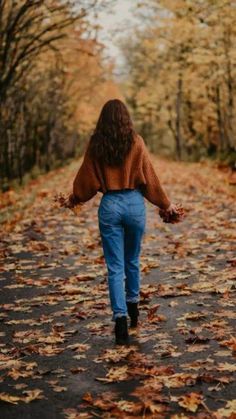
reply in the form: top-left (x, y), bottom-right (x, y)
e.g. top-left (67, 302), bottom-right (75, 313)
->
top-left (68, 99), bottom-right (179, 345)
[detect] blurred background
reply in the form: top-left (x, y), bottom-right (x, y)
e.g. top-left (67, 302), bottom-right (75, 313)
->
top-left (0, 0), bottom-right (236, 192)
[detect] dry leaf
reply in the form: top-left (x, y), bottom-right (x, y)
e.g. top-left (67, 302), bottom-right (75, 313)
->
top-left (177, 392), bottom-right (204, 412)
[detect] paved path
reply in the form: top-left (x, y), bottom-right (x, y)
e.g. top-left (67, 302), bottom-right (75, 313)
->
top-left (0, 158), bottom-right (235, 418)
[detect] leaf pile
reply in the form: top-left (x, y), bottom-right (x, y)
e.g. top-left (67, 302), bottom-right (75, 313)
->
top-left (0, 156), bottom-right (235, 418)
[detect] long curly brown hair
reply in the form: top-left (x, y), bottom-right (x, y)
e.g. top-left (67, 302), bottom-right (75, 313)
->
top-left (88, 99), bottom-right (135, 166)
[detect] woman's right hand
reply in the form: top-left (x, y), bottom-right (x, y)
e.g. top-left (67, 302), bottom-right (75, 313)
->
top-left (159, 202), bottom-right (185, 223)
top-left (165, 203), bottom-right (179, 214)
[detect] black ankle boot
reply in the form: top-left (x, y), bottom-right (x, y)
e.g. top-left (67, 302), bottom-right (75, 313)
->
top-left (115, 316), bottom-right (129, 345)
top-left (127, 302), bottom-right (139, 328)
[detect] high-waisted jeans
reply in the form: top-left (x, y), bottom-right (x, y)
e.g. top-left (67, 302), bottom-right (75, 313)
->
top-left (98, 189), bottom-right (146, 320)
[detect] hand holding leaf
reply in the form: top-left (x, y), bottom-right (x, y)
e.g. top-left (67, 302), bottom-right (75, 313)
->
top-left (159, 203), bottom-right (185, 224)
top-left (54, 193), bottom-right (83, 215)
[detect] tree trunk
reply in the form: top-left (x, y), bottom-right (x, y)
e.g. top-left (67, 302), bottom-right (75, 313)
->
top-left (175, 76), bottom-right (183, 160)
top-left (226, 51), bottom-right (234, 150)
top-left (216, 85), bottom-right (225, 153)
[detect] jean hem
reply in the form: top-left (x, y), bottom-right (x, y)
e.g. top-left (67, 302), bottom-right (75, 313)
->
top-left (112, 313), bottom-right (128, 321)
top-left (126, 298), bottom-right (139, 303)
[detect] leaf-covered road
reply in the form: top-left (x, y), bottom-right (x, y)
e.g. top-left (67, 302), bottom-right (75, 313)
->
top-left (0, 157), bottom-right (235, 419)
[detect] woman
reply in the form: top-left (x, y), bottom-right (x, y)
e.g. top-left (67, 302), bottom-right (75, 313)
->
top-left (68, 99), bottom-right (178, 345)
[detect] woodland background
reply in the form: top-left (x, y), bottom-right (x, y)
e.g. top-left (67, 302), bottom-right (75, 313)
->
top-left (0, 0), bottom-right (236, 192)
top-left (0, 2), bottom-right (235, 416)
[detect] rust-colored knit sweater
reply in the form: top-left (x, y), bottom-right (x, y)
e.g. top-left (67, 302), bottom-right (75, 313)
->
top-left (72, 134), bottom-right (171, 209)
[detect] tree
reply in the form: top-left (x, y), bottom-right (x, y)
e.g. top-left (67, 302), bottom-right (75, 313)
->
top-left (0, 0), bottom-right (119, 189)
top-left (121, 0), bottom-right (236, 161)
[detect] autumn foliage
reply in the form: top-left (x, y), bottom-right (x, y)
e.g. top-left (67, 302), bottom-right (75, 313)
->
top-left (0, 0), bottom-right (121, 191)
top-left (0, 156), bottom-right (235, 417)
top-left (122, 0), bottom-right (236, 162)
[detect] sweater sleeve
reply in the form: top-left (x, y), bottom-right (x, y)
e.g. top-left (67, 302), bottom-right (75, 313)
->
top-left (72, 145), bottom-right (100, 203)
top-left (139, 137), bottom-right (171, 210)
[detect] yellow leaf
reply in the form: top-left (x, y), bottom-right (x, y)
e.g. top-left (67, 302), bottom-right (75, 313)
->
top-left (178, 392), bottom-right (203, 412)
top-left (22, 389), bottom-right (45, 403)
top-left (216, 400), bottom-right (236, 418)
top-left (217, 363), bottom-right (236, 372)
top-left (96, 365), bottom-right (129, 383)
top-left (0, 392), bottom-right (21, 404)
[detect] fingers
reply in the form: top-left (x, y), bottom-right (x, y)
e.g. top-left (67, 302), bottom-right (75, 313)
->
top-left (166, 203), bottom-right (178, 214)
top-left (159, 203), bottom-right (185, 224)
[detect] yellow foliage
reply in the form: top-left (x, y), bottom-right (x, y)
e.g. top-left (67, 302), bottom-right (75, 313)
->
top-left (121, 0), bottom-right (236, 158)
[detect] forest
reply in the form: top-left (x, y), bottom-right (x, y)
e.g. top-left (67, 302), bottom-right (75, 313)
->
top-left (0, 0), bottom-right (235, 190)
top-left (0, 2), bottom-right (235, 418)
top-left (123, 0), bottom-right (236, 162)
top-left (0, 0), bottom-right (119, 191)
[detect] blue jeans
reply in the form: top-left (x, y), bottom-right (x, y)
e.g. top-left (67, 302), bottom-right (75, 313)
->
top-left (98, 189), bottom-right (146, 320)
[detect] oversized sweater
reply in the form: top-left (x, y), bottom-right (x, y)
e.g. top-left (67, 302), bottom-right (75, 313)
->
top-left (72, 134), bottom-right (171, 210)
